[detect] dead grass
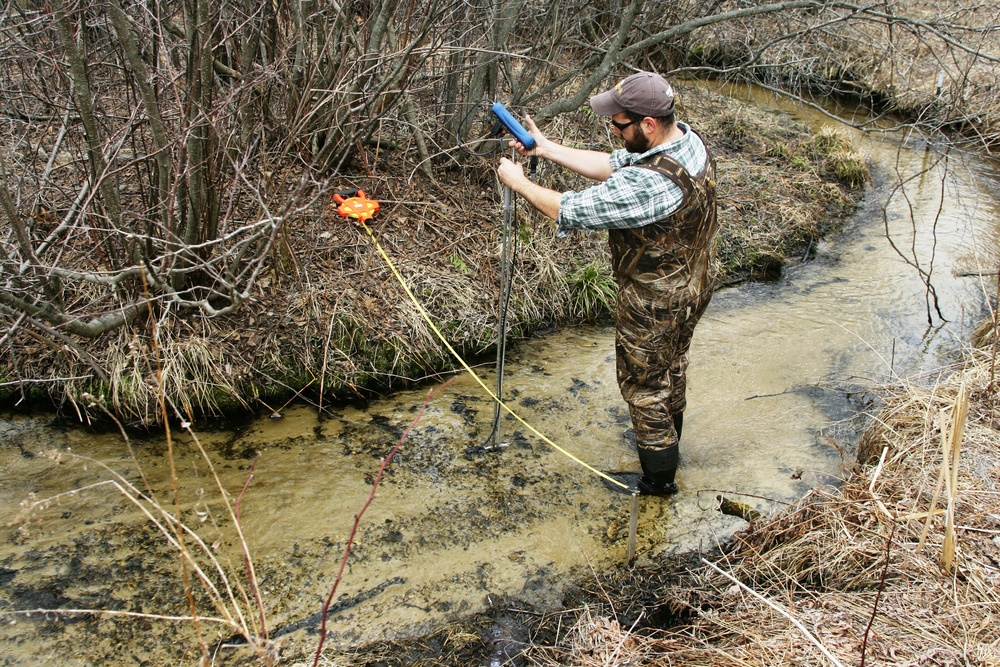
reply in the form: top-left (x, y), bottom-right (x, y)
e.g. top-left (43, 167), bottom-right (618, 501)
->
top-left (694, 0), bottom-right (1000, 150)
top-left (519, 341), bottom-right (1000, 666)
top-left (695, 93), bottom-right (861, 280)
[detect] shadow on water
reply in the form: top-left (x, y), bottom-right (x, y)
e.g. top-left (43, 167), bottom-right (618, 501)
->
top-left (2, 85), bottom-right (1000, 664)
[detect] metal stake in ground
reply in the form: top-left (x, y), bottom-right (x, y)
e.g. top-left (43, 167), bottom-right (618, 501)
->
top-left (486, 105), bottom-right (639, 565)
top-left (627, 493), bottom-right (640, 565)
top-left (491, 149), bottom-right (517, 448)
top-left (488, 103), bottom-right (537, 448)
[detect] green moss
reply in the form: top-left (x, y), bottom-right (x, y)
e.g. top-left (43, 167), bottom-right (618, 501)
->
top-left (791, 155), bottom-right (811, 170)
top-left (448, 253), bottom-right (469, 274)
top-left (765, 141), bottom-right (792, 159)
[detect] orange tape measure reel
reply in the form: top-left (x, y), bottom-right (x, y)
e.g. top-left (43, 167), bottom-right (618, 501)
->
top-left (334, 189), bottom-right (380, 223)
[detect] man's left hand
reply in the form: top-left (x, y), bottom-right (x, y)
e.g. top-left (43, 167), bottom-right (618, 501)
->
top-left (498, 157), bottom-right (528, 191)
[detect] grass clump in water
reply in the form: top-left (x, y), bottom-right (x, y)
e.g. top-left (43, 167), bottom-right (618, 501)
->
top-left (810, 126), bottom-right (871, 188)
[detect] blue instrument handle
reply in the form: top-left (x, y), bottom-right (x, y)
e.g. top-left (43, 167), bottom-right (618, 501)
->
top-left (491, 102), bottom-right (536, 150)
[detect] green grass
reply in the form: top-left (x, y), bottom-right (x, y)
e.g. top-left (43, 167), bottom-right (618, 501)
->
top-left (564, 261), bottom-right (617, 320)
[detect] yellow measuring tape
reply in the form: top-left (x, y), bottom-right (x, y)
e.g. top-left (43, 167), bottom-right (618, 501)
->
top-left (357, 219), bottom-right (629, 490)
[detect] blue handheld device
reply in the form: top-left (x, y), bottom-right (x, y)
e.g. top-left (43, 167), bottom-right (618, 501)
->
top-left (491, 102), bottom-right (536, 150)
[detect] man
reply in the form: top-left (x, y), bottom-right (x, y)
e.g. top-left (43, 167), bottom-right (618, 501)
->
top-left (497, 71), bottom-right (718, 496)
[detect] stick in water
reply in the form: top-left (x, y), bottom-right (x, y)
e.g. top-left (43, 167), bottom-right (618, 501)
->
top-left (626, 493), bottom-right (639, 565)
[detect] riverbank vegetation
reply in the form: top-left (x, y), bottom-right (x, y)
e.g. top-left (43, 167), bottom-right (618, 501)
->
top-left (8, 0), bottom-right (998, 424)
top-left (1, 85), bottom-right (860, 423)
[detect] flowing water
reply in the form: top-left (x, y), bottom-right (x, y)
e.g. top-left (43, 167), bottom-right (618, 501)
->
top-left (2, 87), bottom-right (1000, 665)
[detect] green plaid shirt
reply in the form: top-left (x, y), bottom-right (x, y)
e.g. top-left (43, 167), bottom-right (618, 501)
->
top-left (557, 122), bottom-right (707, 234)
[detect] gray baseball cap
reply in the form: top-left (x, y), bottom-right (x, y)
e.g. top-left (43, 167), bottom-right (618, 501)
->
top-left (590, 71), bottom-right (675, 118)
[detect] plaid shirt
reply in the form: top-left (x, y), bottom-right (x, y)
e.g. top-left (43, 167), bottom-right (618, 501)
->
top-left (557, 122), bottom-right (708, 234)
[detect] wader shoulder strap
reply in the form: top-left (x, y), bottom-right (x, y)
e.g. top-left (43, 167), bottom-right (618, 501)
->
top-left (635, 154), bottom-right (693, 195)
top-left (634, 132), bottom-right (715, 195)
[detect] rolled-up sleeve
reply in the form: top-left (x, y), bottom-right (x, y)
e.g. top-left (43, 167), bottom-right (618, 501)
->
top-left (554, 124), bottom-right (705, 235)
top-left (556, 168), bottom-right (683, 234)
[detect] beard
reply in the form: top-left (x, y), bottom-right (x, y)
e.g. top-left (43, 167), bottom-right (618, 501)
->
top-left (623, 130), bottom-right (651, 154)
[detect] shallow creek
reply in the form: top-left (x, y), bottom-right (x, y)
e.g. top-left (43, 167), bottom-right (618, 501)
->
top-left (2, 88), bottom-right (1000, 665)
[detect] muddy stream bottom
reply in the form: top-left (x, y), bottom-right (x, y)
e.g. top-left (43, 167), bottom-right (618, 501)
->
top-left (0, 312), bottom-right (853, 665)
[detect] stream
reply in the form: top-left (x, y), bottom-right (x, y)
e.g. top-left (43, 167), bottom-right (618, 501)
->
top-left (2, 86), bottom-right (999, 665)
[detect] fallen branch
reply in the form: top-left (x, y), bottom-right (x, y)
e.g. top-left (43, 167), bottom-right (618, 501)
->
top-left (717, 495), bottom-right (762, 522)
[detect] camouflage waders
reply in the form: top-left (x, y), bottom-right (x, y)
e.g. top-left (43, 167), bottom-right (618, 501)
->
top-left (608, 148), bottom-right (718, 490)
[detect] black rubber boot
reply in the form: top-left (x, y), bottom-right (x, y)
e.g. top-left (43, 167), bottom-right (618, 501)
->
top-left (602, 445), bottom-right (679, 496)
top-left (601, 471), bottom-right (679, 496)
top-left (673, 412), bottom-right (683, 441)
top-left (636, 445), bottom-right (679, 495)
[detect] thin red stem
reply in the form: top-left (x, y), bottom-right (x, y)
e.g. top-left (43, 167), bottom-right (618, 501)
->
top-left (311, 379), bottom-right (454, 667)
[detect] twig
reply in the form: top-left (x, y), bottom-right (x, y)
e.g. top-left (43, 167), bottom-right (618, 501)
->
top-left (697, 488), bottom-right (790, 507)
top-left (700, 558), bottom-right (845, 667)
top-left (311, 378), bottom-right (455, 667)
top-left (235, 453), bottom-right (266, 639)
top-left (0, 375), bottom-right (94, 387)
top-left (940, 383), bottom-right (967, 573)
top-left (626, 494), bottom-right (639, 565)
top-left (868, 446), bottom-right (896, 523)
top-left (860, 523), bottom-right (896, 667)
top-left (274, 378), bottom-right (317, 415)
top-left (145, 276), bottom-right (209, 663)
top-left (918, 407), bottom-right (951, 552)
top-left (990, 259), bottom-right (1000, 389)
top-left (0, 608), bottom-right (229, 625)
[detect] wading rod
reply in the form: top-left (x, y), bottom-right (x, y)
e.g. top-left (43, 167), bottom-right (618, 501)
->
top-left (491, 150), bottom-right (517, 447)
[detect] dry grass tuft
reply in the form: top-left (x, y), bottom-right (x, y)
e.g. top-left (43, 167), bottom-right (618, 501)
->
top-left (564, 607), bottom-right (653, 666)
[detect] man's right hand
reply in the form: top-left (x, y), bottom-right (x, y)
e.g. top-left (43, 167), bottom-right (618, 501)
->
top-left (497, 157), bottom-right (528, 191)
top-left (509, 114), bottom-right (548, 157)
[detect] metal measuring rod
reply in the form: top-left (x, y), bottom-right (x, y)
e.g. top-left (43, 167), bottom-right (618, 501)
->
top-left (487, 103), bottom-right (538, 448)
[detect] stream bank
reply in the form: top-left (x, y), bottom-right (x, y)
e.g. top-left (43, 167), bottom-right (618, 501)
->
top-left (0, 84), bottom-right (864, 425)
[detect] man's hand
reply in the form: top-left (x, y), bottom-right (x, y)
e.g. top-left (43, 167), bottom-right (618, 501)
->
top-left (498, 157), bottom-right (528, 190)
top-left (508, 114), bottom-right (548, 157)
top-left (496, 156), bottom-right (561, 221)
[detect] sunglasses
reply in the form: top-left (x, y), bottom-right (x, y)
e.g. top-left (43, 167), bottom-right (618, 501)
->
top-left (610, 117), bottom-right (640, 132)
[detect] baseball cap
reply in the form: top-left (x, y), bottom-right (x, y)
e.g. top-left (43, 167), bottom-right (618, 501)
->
top-left (590, 71), bottom-right (675, 118)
